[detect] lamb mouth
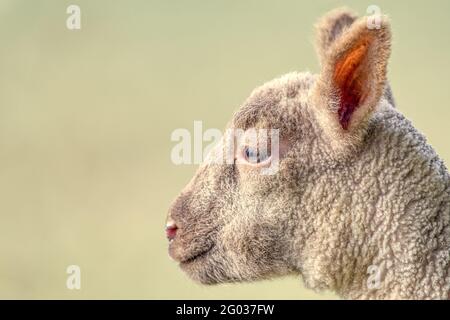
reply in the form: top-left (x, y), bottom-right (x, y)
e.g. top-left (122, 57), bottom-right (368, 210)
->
top-left (180, 245), bottom-right (214, 265)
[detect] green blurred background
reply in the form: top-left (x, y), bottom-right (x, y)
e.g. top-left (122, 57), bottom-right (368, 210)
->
top-left (0, 0), bottom-right (449, 299)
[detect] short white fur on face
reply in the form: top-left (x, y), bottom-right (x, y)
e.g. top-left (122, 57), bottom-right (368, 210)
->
top-left (167, 8), bottom-right (450, 300)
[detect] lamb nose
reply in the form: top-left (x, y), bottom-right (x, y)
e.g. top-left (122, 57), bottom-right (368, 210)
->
top-left (165, 220), bottom-right (178, 241)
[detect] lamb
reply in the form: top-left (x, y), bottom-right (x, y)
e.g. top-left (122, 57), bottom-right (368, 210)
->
top-left (165, 8), bottom-right (450, 299)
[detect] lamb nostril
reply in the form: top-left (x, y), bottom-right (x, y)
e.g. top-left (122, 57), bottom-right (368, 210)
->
top-left (165, 221), bottom-right (178, 240)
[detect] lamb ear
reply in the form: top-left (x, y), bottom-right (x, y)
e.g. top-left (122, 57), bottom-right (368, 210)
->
top-left (314, 8), bottom-right (358, 66)
top-left (311, 15), bottom-right (391, 148)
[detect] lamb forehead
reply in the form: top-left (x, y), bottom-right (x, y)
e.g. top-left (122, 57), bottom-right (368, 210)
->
top-left (232, 71), bottom-right (315, 130)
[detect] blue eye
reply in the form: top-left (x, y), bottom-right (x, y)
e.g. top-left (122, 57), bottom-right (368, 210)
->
top-left (243, 146), bottom-right (270, 164)
top-left (245, 147), bottom-right (257, 159)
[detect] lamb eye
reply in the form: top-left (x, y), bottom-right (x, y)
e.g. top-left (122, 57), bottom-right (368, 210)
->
top-left (243, 146), bottom-right (270, 164)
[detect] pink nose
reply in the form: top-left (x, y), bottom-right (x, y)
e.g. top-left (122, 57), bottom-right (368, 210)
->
top-left (166, 220), bottom-right (178, 240)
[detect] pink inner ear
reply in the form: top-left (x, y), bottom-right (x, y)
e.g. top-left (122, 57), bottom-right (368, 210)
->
top-left (338, 87), bottom-right (361, 130)
top-left (333, 37), bottom-right (371, 130)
